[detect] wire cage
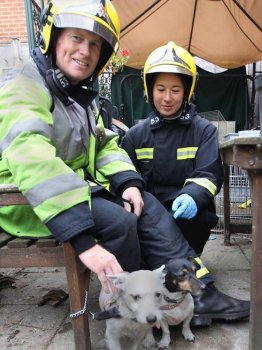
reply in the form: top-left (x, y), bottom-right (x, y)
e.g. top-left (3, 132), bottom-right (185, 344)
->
top-left (200, 111), bottom-right (252, 236)
top-left (200, 110), bottom-right (226, 121)
top-left (212, 165), bottom-right (252, 235)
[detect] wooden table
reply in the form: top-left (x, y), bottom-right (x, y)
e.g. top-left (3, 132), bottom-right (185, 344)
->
top-left (220, 136), bottom-right (262, 350)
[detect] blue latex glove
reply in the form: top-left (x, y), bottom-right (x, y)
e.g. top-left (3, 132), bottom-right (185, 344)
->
top-left (172, 194), bottom-right (197, 219)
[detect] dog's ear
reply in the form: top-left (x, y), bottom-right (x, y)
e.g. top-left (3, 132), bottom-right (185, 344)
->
top-left (187, 256), bottom-right (201, 271)
top-left (154, 265), bottom-right (167, 281)
top-left (106, 272), bottom-right (129, 290)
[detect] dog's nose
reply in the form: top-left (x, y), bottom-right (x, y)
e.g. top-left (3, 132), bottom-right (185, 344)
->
top-left (146, 314), bottom-right (157, 325)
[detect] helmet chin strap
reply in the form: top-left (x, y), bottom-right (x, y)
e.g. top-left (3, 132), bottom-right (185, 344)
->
top-left (31, 48), bottom-right (98, 109)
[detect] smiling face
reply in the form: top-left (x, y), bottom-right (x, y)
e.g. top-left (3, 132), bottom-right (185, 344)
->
top-left (153, 72), bottom-right (185, 117)
top-left (55, 28), bottom-right (103, 86)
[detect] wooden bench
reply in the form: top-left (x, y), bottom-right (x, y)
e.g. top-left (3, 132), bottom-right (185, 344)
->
top-left (0, 184), bottom-right (91, 350)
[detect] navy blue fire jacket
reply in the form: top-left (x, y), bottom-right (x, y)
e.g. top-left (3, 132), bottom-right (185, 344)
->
top-left (121, 105), bottom-right (224, 212)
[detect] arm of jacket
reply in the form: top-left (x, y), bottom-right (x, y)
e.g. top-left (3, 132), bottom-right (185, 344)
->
top-left (121, 124), bottom-right (153, 190)
top-left (121, 129), bottom-right (140, 170)
top-left (91, 124), bottom-right (144, 193)
top-left (178, 121), bottom-right (224, 211)
top-left (46, 202), bottom-right (95, 244)
top-left (0, 74), bottom-right (91, 225)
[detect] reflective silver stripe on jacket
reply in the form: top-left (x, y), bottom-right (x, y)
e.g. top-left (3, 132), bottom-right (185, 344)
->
top-left (0, 119), bottom-right (52, 153)
top-left (96, 154), bottom-right (133, 170)
top-left (177, 147), bottom-right (198, 160)
top-left (135, 148), bottom-right (154, 160)
top-left (185, 178), bottom-right (217, 196)
top-left (25, 173), bottom-right (88, 208)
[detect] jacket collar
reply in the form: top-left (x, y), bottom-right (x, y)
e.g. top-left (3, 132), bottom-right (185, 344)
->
top-left (149, 104), bottom-right (197, 130)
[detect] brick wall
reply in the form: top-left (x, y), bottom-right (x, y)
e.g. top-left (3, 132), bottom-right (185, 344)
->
top-left (0, 0), bottom-right (28, 43)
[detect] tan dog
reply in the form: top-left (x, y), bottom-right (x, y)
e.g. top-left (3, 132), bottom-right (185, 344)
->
top-left (143, 258), bottom-right (205, 349)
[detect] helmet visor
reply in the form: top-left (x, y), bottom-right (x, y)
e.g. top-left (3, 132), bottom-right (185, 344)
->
top-left (147, 64), bottom-right (193, 77)
top-left (54, 13), bottom-right (118, 51)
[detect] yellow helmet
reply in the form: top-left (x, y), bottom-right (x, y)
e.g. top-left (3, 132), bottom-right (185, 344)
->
top-left (39, 0), bottom-right (120, 75)
top-left (143, 41), bottom-right (197, 103)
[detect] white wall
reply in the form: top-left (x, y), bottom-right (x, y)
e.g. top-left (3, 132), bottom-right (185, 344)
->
top-left (0, 39), bottom-right (29, 81)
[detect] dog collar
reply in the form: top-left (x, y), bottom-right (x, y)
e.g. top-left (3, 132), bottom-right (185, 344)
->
top-left (160, 294), bottom-right (186, 311)
top-left (92, 307), bottom-right (122, 320)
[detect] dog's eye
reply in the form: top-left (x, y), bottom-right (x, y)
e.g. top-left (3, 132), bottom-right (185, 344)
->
top-left (155, 292), bottom-right (162, 298)
top-left (179, 270), bottom-right (188, 279)
top-left (132, 294), bottom-right (140, 301)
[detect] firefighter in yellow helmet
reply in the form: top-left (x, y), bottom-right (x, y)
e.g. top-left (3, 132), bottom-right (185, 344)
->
top-left (122, 41), bottom-right (250, 326)
top-left (143, 41), bottom-right (197, 105)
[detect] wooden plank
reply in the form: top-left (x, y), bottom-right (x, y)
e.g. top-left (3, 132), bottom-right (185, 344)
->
top-left (0, 192), bottom-right (29, 205)
top-left (36, 238), bottom-right (58, 248)
top-left (63, 242), bottom-right (91, 349)
top-left (8, 238), bottom-right (35, 248)
top-left (0, 184), bottom-right (28, 205)
top-left (219, 136), bottom-right (262, 149)
top-left (0, 245), bottom-right (65, 268)
top-left (0, 184), bottom-right (20, 192)
top-left (0, 232), bottom-right (14, 248)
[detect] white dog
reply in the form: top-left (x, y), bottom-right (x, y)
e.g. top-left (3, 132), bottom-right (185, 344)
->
top-left (98, 267), bottom-right (166, 350)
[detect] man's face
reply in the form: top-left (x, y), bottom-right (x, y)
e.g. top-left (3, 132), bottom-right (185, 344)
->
top-left (55, 28), bottom-right (103, 85)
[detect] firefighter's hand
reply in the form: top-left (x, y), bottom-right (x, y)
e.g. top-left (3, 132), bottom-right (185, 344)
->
top-left (122, 187), bottom-right (144, 217)
top-left (79, 244), bottom-right (123, 294)
top-left (172, 194), bottom-right (197, 219)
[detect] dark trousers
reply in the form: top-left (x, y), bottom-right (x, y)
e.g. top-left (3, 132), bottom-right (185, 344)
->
top-left (89, 191), bottom-right (196, 271)
top-left (175, 209), bottom-right (218, 255)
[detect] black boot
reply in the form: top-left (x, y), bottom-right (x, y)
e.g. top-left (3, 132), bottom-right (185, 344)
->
top-left (191, 283), bottom-right (250, 326)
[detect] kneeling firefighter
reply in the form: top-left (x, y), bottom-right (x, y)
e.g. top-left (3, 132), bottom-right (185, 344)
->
top-left (122, 41), bottom-right (250, 326)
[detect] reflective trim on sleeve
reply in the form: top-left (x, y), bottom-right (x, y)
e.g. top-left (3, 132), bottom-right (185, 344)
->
top-left (25, 173), bottom-right (88, 208)
top-left (177, 147), bottom-right (198, 160)
top-left (96, 153), bottom-right (133, 169)
top-left (135, 148), bottom-right (154, 160)
top-left (0, 119), bottom-right (53, 153)
top-left (185, 178), bottom-right (217, 196)
top-left (195, 257), bottom-right (210, 279)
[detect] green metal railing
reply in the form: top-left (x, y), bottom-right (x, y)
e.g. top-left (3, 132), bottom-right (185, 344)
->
top-left (24, 0), bottom-right (45, 51)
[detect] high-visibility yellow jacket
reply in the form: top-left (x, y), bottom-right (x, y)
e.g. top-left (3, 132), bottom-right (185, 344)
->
top-left (0, 60), bottom-right (140, 239)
